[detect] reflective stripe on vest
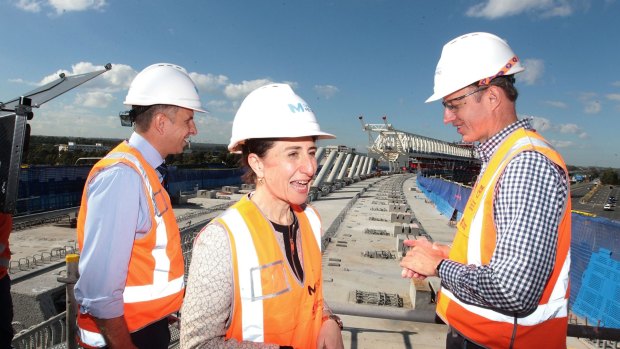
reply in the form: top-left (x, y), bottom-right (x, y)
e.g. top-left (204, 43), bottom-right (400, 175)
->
top-left (439, 128), bottom-right (570, 347)
top-left (467, 135), bottom-right (561, 265)
top-left (304, 207), bottom-right (323, 252)
top-left (219, 196), bottom-right (324, 348)
top-left (77, 327), bottom-right (107, 348)
top-left (102, 151), bottom-right (181, 303)
top-left (441, 252), bottom-right (570, 325)
top-left (221, 208), bottom-right (265, 341)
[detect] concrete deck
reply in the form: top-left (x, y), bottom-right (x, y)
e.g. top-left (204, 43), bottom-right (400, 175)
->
top-left (317, 174), bottom-right (591, 349)
top-left (9, 174), bottom-right (594, 348)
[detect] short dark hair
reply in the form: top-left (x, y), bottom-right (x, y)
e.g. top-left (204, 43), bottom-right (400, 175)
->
top-left (240, 138), bottom-right (277, 184)
top-left (474, 75), bottom-right (518, 102)
top-left (239, 136), bottom-right (318, 184)
top-left (133, 104), bottom-right (179, 132)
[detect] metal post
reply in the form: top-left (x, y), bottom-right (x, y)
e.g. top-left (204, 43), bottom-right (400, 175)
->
top-left (361, 157), bottom-right (371, 176)
top-left (336, 153), bottom-right (353, 181)
top-left (58, 254), bottom-right (80, 349)
top-left (315, 147), bottom-right (326, 166)
top-left (366, 158), bottom-right (375, 175)
top-left (347, 155), bottom-right (361, 180)
top-left (312, 149), bottom-right (338, 190)
top-left (325, 152), bottom-right (345, 185)
top-left (355, 156), bottom-right (368, 180)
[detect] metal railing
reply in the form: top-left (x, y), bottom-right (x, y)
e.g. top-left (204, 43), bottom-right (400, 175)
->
top-left (12, 311), bottom-right (67, 349)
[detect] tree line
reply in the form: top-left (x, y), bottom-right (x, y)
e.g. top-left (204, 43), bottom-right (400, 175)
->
top-left (21, 136), bottom-right (620, 185)
top-left (23, 135), bottom-right (241, 168)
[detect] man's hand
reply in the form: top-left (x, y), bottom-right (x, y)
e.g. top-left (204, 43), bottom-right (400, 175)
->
top-left (400, 239), bottom-right (449, 278)
top-left (94, 316), bottom-right (138, 349)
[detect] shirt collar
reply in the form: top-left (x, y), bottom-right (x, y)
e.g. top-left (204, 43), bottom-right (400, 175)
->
top-left (476, 118), bottom-right (533, 163)
top-left (128, 132), bottom-right (165, 169)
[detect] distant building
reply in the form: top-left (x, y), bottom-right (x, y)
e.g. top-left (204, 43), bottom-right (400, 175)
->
top-left (58, 142), bottom-right (110, 153)
top-left (571, 174), bottom-right (585, 183)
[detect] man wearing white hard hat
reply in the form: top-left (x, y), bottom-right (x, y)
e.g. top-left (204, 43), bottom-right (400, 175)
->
top-left (400, 33), bottom-right (571, 348)
top-left (75, 63), bottom-right (206, 349)
top-left (181, 84), bottom-right (344, 349)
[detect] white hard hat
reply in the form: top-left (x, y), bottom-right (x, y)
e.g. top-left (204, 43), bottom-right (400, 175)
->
top-left (425, 32), bottom-right (525, 103)
top-left (228, 83), bottom-right (335, 153)
top-left (124, 63), bottom-right (206, 113)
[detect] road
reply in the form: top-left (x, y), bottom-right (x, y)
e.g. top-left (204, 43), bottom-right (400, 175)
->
top-left (571, 182), bottom-right (619, 221)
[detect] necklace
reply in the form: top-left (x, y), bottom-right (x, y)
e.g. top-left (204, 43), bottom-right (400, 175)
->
top-left (288, 214), bottom-right (300, 279)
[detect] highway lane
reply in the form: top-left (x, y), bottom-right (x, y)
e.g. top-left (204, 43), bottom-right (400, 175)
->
top-left (571, 183), bottom-right (619, 221)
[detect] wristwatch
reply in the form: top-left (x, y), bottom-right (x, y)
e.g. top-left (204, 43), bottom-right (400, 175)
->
top-left (323, 314), bottom-right (344, 330)
top-left (436, 259), bottom-right (446, 273)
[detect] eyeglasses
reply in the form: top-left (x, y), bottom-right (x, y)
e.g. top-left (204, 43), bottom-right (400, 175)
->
top-left (442, 86), bottom-right (488, 111)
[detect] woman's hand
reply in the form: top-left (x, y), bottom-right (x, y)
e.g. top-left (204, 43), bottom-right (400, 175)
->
top-left (316, 317), bottom-right (344, 349)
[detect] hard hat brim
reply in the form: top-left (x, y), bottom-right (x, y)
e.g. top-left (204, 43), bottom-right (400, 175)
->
top-left (228, 131), bottom-right (336, 153)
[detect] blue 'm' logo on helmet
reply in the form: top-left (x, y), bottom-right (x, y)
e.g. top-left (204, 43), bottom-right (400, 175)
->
top-left (288, 103), bottom-right (312, 113)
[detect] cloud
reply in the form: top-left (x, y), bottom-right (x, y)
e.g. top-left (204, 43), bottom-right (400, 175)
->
top-left (544, 100), bottom-right (568, 108)
top-left (314, 84), bottom-right (340, 100)
top-left (223, 79), bottom-right (274, 101)
top-left (466, 0), bottom-right (575, 19)
top-left (578, 92), bottom-right (602, 114)
top-left (193, 114), bottom-right (233, 144)
top-left (15, 0), bottom-right (43, 12)
top-left (519, 59), bottom-right (544, 85)
top-left (74, 91), bottom-right (115, 108)
top-left (557, 123), bottom-right (580, 134)
top-left (7, 78), bottom-right (28, 84)
top-left (584, 100), bottom-right (601, 114)
top-left (205, 99), bottom-right (236, 114)
top-left (549, 140), bottom-right (575, 148)
top-left (49, 0), bottom-right (106, 14)
top-left (38, 62), bottom-right (134, 92)
top-left (612, 81), bottom-right (620, 87)
top-left (528, 115), bottom-right (588, 138)
top-left (529, 116), bottom-right (553, 132)
top-left (15, 0), bottom-right (107, 14)
top-left (31, 103), bottom-right (126, 139)
top-left (190, 72), bottom-right (229, 94)
top-left (606, 93), bottom-right (620, 101)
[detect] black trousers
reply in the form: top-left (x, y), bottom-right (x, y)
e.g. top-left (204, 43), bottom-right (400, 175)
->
top-left (102, 317), bottom-right (170, 349)
top-left (0, 274), bottom-right (14, 348)
top-left (446, 327), bottom-right (487, 349)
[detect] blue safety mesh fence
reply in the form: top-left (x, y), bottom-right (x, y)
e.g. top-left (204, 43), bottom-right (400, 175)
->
top-left (16, 165), bottom-right (91, 214)
top-left (167, 167), bottom-right (243, 196)
top-left (416, 175), bottom-right (471, 221)
top-left (572, 248), bottom-right (620, 328)
top-left (16, 166), bottom-right (243, 215)
top-left (416, 175), bottom-right (620, 328)
top-left (570, 214), bottom-right (620, 328)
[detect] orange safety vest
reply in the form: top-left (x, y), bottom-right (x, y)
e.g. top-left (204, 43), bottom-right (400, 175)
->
top-left (0, 214), bottom-right (12, 279)
top-left (437, 128), bottom-right (571, 349)
top-left (76, 142), bottom-right (185, 348)
top-left (216, 195), bottom-right (324, 349)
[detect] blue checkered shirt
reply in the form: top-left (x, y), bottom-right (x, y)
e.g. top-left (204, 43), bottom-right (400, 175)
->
top-left (439, 119), bottom-right (569, 314)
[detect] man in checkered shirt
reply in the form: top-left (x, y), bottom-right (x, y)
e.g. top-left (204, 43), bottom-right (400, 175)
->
top-left (400, 32), bottom-right (571, 349)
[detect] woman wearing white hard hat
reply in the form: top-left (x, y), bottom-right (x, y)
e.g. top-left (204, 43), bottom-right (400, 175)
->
top-left (181, 84), bottom-right (344, 349)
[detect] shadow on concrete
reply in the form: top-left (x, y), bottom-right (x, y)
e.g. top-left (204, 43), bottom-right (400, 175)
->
top-left (317, 197), bottom-right (356, 202)
top-left (345, 326), bottom-right (419, 349)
